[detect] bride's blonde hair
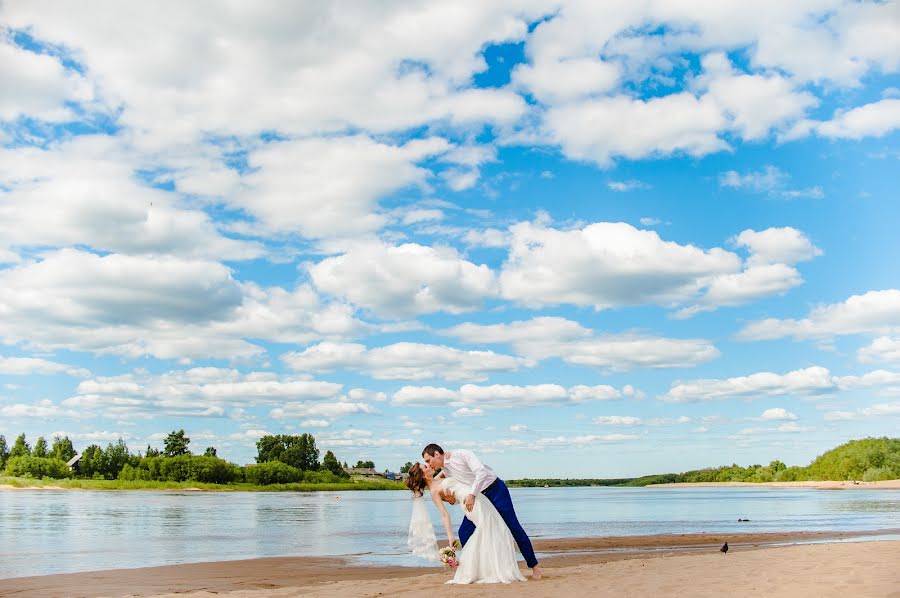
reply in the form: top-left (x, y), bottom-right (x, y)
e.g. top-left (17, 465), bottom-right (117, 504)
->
top-left (405, 462), bottom-right (427, 497)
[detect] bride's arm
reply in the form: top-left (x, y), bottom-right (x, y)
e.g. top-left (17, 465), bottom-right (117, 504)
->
top-left (429, 486), bottom-right (456, 547)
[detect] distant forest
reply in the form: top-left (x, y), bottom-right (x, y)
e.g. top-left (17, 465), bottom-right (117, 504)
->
top-left (508, 437), bottom-right (900, 487)
top-left (0, 430), bottom-right (373, 486)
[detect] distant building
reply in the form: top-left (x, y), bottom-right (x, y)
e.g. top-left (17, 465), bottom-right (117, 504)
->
top-left (66, 454), bottom-right (81, 473)
top-left (344, 467), bottom-right (381, 477)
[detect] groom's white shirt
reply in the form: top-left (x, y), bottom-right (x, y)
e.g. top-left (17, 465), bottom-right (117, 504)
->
top-left (441, 449), bottom-right (497, 496)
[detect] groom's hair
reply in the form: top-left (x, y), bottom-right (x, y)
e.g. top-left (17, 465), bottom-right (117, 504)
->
top-left (422, 443), bottom-right (444, 457)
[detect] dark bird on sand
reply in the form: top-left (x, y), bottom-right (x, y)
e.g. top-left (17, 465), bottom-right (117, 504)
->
top-left (720, 542), bottom-right (729, 553)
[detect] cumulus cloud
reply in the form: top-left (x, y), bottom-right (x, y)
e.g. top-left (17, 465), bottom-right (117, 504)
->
top-left (737, 290), bottom-right (900, 341)
top-left (309, 241), bottom-right (497, 317)
top-left (593, 415), bottom-right (642, 426)
top-left (233, 136), bottom-right (450, 238)
top-left (283, 341), bottom-right (527, 382)
top-left (392, 382), bottom-right (635, 409)
top-left (0, 249), bottom-right (367, 361)
top-left (500, 221), bottom-right (740, 309)
top-left (0, 35), bottom-right (94, 121)
top-left (0, 138), bottom-right (262, 261)
top-left (790, 99), bottom-right (900, 140)
top-left (445, 316), bottom-right (719, 372)
top-left (0, 356), bottom-right (90, 378)
top-left (858, 337), bottom-right (900, 365)
top-left (658, 366), bottom-right (835, 403)
top-left (758, 408), bottom-right (798, 421)
top-left (60, 367), bottom-right (367, 422)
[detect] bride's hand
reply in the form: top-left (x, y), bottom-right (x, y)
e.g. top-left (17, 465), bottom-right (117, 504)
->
top-left (441, 489), bottom-right (457, 504)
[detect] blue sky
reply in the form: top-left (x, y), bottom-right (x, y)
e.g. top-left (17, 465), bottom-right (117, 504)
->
top-left (1, 1), bottom-right (899, 478)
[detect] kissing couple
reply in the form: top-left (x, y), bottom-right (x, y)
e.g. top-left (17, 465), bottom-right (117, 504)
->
top-left (406, 443), bottom-right (542, 584)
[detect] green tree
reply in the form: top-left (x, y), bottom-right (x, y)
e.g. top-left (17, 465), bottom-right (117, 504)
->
top-left (256, 434), bottom-right (320, 471)
top-left (322, 450), bottom-right (345, 477)
top-left (145, 444), bottom-right (161, 458)
top-left (355, 460), bottom-right (375, 469)
top-left (10, 434), bottom-right (30, 459)
top-left (204, 446), bottom-right (217, 457)
top-left (102, 439), bottom-right (131, 479)
top-left (50, 435), bottom-right (76, 462)
top-left (400, 461), bottom-right (413, 473)
top-left (164, 430), bottom-right (191, 457)
top-left (32, 437), bottom-right (49, 458)
top-left (0, 435), bottom-right (9, 470)
top-left (78, 444), bottom-right (104, 478)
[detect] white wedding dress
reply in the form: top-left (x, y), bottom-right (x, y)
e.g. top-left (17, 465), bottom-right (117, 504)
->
top-left (442, 476), bottom-right (527, 584)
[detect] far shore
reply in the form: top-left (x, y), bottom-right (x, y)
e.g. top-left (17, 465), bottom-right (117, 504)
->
top-left (648, 479), bottom-right (900, 490)
top-left (2, 530), bottom-right (898, 597)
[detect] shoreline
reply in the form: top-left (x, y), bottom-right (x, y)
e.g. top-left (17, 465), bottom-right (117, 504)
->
top-left (648, 479), bottom-right (900, 489)
top-left (4, 478), bottom-right (900, 492)
top-left (3, 529), bottom-right (899, 597)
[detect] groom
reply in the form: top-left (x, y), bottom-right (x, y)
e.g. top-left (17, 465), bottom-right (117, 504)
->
top-left (422, 443), bottom-right (542, 580)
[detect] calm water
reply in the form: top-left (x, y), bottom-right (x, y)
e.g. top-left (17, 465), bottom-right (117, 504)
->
top-left (2, 486), bottom-right (900, 579)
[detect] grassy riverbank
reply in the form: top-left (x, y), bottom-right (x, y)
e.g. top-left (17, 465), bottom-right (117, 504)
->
top-left (0, 475), bottom-right (405, 492)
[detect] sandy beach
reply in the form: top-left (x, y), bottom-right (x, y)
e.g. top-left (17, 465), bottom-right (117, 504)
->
top-left (3, 531), bottom-right (899, 598)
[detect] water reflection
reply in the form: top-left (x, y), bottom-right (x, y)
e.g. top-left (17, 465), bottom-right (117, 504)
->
top-left (2, 487), bottom-right (900, 579)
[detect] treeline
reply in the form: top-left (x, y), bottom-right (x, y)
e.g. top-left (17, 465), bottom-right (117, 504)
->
top-left (0, 430), bottom-right (363, 486)
top-left (511, 438), bottom-right (900, 488)
top-left (623, 437), bottom-right (900, 486)
top-left (509, 478), bottom-right (635, 487)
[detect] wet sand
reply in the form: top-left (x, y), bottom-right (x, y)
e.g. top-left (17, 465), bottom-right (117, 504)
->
top-left (3, 530), bottom-right (899, 598)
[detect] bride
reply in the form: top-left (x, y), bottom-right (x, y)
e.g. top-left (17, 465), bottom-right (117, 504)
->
top-left (406, 461), bottom-right (526, 584)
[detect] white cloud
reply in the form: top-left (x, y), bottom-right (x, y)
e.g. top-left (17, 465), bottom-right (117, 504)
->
top-left (658, 366), bottom-right (835, 403)
top-left (392, 382), bottom-right (636, 409)
top-left (0, 399), bottom-right (80, 419)
top-left (0, 36), bottom-right (93, 121)
top-left (697, 53), bottom-right (818, 140)
top-left (2, 3), bottom-right (543, 144)
top-left (283, 341), bottom-right (526, 382)
top-left (462, 228), bottom-right (510, 249)
top-left (500, 220), bottom-right (741, 310)
top-left (608, 180), bottom-right (649, 192)
top-left (0, 137), bottom-right (262, 261)
top-left (402, 209), bottom-right (445, 225)
top-left (453, 407), bottom-right (485, 417)
top-left (858, 337), bottom-right (900, 365)
top-left (736, 422), bottom-right (814, 436)
top-left (234, 136), bottom-right (449, 238)
top-left (718, 166), bottom-right (824, 200)
top-left (759, 408), bottom-right (798, 421)
top-left (309, 241), bottom-right (497, 318)
top-left (0, 249), bottom-right (366, 361)
top-left (734, 227), bottom-right (822, 267)
top-left (444, 316), bottom-right (719, 372)
top-left (799, 99), bottom-right (900, 140)
top-left (299, 419), bottom-right (331, 428)
top-left (593, 415), bottom-right (642, 426)
top-left (860, 402), bottom-right (900, 417)
top-left (316, 429), bottom-right (415, 449)
top-left (59, 368), bottom-right (358, 422)
top-left (0, 356), bottom-right (90, 378)
top-left (542, 92), bottom-right (728, 166)
top-left (824, 411), bottom-right (857, 421)
top-left (509, 424), bottom-right (529, 433)
top-left (737, 290), bottom-right (900, 341)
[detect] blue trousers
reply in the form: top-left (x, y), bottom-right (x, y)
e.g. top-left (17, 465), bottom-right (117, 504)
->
top-left (458, 479), bottom-right (538, 568)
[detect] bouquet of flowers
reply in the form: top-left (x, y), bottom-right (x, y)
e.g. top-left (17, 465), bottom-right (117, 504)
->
top-left (439, 540), bottom-right (462, 571)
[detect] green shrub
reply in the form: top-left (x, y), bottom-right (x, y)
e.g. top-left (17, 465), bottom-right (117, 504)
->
top-left (244, 461), bottom-right (303, 485)
top-left (862, 467), bottom-right (895, 482)
top-left (5, 456), bottom-right (72, 479)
